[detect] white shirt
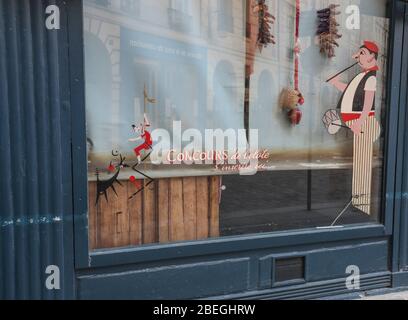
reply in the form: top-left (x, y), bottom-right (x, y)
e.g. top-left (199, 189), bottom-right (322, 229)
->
top-left (340, 73), bottom-right (377, 114)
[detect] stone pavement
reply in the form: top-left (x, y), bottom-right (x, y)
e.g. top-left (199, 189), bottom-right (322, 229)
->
top-left (322, 288), bottom-right (408, 300)
top-left (360, 292), bottom-right (408, 300)
top-left (359, 289), bottom-right (408, 300)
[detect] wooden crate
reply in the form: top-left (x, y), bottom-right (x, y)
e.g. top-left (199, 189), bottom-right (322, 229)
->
top-left (88, 176), bottom-right (220, 250)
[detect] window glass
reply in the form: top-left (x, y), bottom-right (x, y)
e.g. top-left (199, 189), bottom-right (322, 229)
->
top-left (84, 0), bottom-right (390, 250)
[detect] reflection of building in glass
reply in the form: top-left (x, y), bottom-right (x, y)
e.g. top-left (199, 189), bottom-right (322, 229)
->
top-left (83, 0), bottom-right (389, 163)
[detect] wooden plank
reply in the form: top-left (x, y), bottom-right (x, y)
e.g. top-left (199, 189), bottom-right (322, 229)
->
top-left (157, 179), bottom-right (170, 243)
top-left (183, 177), bottom-right (197, 241)
top-left (169, 178), bottom-right (185, 241)
top-left (98, 183), bottom-right (119, 249)
top-left (128, 179), bottom-right (143, 246)
top-left (196, 177), bottom-right (209, 239)
top-left (143, 179), bottom-right (157, 244)
top-left (88, 181), bottom-right (97, 250)
top-left (209, 176), bottom-right (220, 237)
top-left (91, 175), bottom-right (217, 249)
top-left (114, 181), bottom-right (130, 248)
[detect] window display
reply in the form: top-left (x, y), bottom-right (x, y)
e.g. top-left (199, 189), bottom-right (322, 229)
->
top-left (84, 0), bottom-right (389, 250)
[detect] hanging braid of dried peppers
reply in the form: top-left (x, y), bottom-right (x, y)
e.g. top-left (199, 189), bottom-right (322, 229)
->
top-left (254, 0), bottom-right (276, 52)
top-left (280, 0), bottom-right (304, 126)
top-left (317, 4), bottom-right (341, 58)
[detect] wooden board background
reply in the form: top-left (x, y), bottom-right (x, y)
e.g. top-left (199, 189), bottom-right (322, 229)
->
top-left (89, 176), bottom-right (220, 250)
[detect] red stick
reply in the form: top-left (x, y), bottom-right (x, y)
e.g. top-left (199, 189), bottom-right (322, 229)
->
top-left (294, 0), bottom-right (300, 90)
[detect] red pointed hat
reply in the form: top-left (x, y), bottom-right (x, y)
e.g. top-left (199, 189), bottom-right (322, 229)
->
top-left (363, 41), bottom-right (379, 53)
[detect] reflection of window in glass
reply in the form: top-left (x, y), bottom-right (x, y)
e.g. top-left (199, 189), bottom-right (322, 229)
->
top-left (284, 3), bottom-right (294, 60)
top-left (93, 0), bottom-right (111, 7)
top-left (168, 0), bottom-right (192, 32)
top-left (213, 61), bottom-right (238, 129)
top-left (258, 0), bottom-right (277, 59)
top-left (120, 0), bottom-right (140, 16)
top-left (170, 0), bottom-right (191, 13)
top-left (242, 0), bottom-right (246, 37)
top-left (218, 0), bottom-right (234, 33)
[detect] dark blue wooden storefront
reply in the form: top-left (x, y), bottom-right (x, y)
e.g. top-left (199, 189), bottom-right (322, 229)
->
top-left (1, 0), bottom-right (408, 300)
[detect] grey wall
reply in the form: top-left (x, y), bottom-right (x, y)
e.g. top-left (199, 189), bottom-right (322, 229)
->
top-left (0, 0), bottom-right (75, 299)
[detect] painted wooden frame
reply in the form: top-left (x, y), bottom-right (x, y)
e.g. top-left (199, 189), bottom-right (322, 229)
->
top-left (70, 0), bottom-right (406, 278)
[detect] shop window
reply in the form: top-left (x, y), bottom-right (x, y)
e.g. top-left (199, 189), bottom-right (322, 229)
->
top-left (83, 0), bottom-right (390, 250)
top-left (218, 0), bottom-right (234, 33)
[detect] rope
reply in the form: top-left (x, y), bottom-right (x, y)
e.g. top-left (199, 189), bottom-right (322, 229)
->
top-left (294, 0), bottom-right (301, 91)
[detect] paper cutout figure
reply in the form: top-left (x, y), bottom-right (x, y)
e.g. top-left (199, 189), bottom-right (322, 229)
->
top-left (129, 113), bottom-right (153, 164)
top-left (127, 85), bottom-right (157, 200)
top-left (144, 85), bottom-right (157, 106)
top-left (95, 85), bottom-right (157, 205)
top-left (327, 41), bottom-right (381, 216)
top-left (95, 152), bottom-right (128, 205)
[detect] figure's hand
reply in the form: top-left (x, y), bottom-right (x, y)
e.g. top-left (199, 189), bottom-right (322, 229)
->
top-left (350, 121), bottom-right (362, 136)
top-left (327, 76), bottom-right (347, 92)
top-left (328, 77), bottom-right (338, 86)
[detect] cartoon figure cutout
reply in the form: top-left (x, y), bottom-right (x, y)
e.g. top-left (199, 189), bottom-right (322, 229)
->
top-left (95, 85), bottom-right (156, 205)
top-left (327, 41), bottom-right (381, 216)
top-left (129, 85), bottom-right (156, 164)
top-left (129, 113), bottom-right (152, 164)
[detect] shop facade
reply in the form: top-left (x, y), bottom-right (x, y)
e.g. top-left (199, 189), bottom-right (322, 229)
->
top-left (1, 0), bottom-right (408, 299)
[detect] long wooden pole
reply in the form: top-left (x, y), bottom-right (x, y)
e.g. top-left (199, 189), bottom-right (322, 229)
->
top-left (244, 0), bottom-right (259, 141)
top-left (244, 0), bottom-right (253, 141)
top-left (326, 62), bottom-right (358, 83)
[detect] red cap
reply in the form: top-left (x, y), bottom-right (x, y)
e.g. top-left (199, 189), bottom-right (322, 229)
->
top-left (363, 41), bottom-right (379, 54)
